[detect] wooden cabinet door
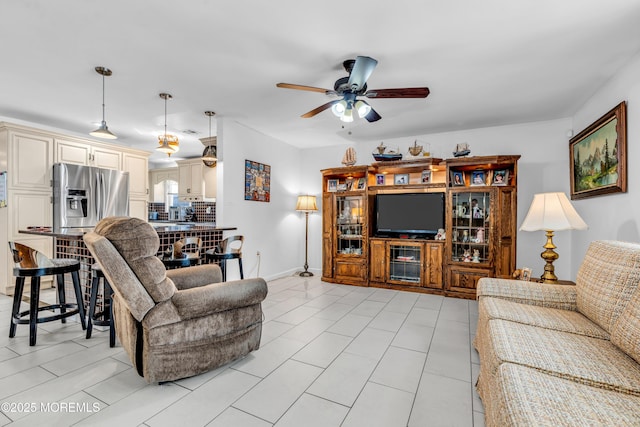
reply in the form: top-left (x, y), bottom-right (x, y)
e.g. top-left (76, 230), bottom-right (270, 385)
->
top-left (446, 265), bottom-right (491, 297)
top-left (10, 131), bottom-right (54, 190)
top-left (92, 146), bottom-right (122, 170)
top-left (335, 258), bottom-right (367, 284)
top-left (124, 153), bottom-right (149, 198)
top-left (56, 138), bottom-right (90, 165)
top-left (424, 242), bottom-right (444, 289)
top-left (322, 193), bottom-right (334, 279)
top-left (369, 239), bottom-right (386, 282)
top-left (494, 187), bottom-right (517, 277)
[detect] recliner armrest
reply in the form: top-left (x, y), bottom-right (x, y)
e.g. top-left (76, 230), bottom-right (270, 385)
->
top-left (166, 264), bottom-right (223, 290)
top-left (171, 277), bottom-right (268, 320)
top-left (477, 277), bottom-right (577, 311)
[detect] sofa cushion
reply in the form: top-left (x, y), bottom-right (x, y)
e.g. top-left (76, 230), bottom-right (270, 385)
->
top-left (484, 319), bottom-right (640, 396)
top-left (476, 278), bottom-right (577, 310)
top-left (611, 286), bottom-right (640, 364)
top-left (480, 296), bottom-right (609, 339)
top-left (94, 216), bottom-right (177, 303)
top-left (490, 363), bottom-right (640, 427)
top-left (576, 240), bottom-right (640, 334)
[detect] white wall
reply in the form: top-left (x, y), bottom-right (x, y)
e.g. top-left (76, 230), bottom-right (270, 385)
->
top-left (300, 118), bottom-right (577, 280)
top-left (568, 51), bottom-right (640, 274)
top-left (217, 118), bottom-right (305, 280)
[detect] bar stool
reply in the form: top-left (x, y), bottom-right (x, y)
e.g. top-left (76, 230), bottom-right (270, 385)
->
top-left (205, 235), bottom-right (244, 281)
top-left (86, 263), bottom-right (115, 347)
top-left (9, 242), bottom-right (86, 346)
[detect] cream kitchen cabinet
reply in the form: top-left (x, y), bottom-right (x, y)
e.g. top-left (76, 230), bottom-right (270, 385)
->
top-left (177, 159), bottom-right (204, 201)
top-left (56, 138), bottom-right (122, 169)
top-left (7, 129), bottom-right (54, 191)
top-left (149, 167), bottom-right (179, 203)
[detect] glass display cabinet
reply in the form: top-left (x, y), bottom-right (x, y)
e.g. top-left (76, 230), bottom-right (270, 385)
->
top-left (450, 191), bottom-right (491, 265)
top-left (336, 195), bottom-right (364, 256)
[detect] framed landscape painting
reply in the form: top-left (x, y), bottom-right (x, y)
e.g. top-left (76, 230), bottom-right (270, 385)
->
top-left (569, 101), bottom-right (627, 200)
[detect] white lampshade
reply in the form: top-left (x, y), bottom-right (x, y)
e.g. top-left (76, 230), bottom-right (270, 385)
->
top-left (520, 192), bottom-right (588, 232)
top-left (296, 195), bottom-right (318, 212)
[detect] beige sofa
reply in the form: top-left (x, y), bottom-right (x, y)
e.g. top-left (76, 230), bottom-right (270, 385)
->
top-left (474, 240), bottom-right (640, 426)
top-left (84, 217), bottom-right (268, 383)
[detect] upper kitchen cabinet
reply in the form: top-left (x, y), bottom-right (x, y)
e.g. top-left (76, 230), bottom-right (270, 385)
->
top-left (177, 158), bottom-right (216, 201)
top-left (56, 138), bottom-right (122, 169)
top-left (123, 152), bottom-right (149, 199)
top-left (2, 126), bottom-right (54, 191)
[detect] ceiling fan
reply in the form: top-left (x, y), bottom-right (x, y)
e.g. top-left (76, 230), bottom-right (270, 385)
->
top-left (277, 56), bottom-right (429, 123)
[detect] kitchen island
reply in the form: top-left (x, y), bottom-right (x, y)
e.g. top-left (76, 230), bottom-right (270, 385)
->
top-left (20, 222), bottom-right (236, 310)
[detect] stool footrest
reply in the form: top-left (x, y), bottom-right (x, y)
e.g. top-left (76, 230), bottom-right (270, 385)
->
top-left (13, 304), bottom-right (81, 325)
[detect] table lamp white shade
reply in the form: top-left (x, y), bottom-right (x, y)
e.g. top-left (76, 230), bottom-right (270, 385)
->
top-left (520, 192), bottom-right (588, 232)
top-left (296, 195), bottom-right (318, 212)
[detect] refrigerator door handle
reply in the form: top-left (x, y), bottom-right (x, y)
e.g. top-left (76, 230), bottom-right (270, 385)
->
top-left (95, 172), bottom-right (102, 220)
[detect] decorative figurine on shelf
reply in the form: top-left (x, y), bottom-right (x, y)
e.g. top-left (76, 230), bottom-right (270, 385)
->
top-left (453, 142), bottom-right (471, 157)
top-left (342, 147), bottom-right (357, 166)
top-left (408, 140), bottom-right (423, 157)
top-left (472, 249), bottom-right (480, 263)
top-left (462, 230), bottom-right (469, 243)
top-left (435, 228), bottom-right (446, 240)
top-left (476, 228), bottom-right (484, 243)
top-left (463, 249), bottom-right (472, 262)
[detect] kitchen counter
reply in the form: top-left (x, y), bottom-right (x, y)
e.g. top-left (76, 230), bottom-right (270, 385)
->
top-left (19, 222), bottom-right (237, 311)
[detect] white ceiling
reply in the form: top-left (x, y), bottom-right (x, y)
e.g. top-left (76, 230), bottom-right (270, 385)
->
top-left (2, 1), bottom-right (640, 166)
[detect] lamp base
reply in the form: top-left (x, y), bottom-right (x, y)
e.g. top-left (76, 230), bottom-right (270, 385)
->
top-left (299, 271), bottom-right (314, 277)
top-left (540, 230), bottom-right (559, 284)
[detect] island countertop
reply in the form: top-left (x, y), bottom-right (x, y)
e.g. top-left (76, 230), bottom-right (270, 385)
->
top-left (19, 223), bottom-right (236, 238)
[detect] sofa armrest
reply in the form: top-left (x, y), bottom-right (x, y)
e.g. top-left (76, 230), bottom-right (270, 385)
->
top-left (166, 264), bottom-right (222, 290)
top-left (477, 277), bottom-right (577, 310)
top-left (171, 277), bottom-right (268, 320)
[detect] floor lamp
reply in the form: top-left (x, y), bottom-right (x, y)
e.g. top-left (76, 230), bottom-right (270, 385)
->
top-left (519, 192), bottom-right (588, 283)
top-left (296, 195), bottom-right (318, 277)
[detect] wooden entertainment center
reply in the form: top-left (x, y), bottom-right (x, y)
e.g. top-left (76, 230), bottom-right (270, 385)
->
top-left (321, 155), bottom-right (520, 299)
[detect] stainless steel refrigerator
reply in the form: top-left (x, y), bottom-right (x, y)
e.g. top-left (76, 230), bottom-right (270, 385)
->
top-left (53, 163), bottom-right (129, 229)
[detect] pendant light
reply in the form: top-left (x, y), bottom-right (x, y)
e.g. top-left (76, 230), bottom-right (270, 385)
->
top-left (202, 111), bottom-right (217, 167)
top-left (89, 66), bottom-right (117, 139)
top-left (156, 93), bottom-right (179, 156)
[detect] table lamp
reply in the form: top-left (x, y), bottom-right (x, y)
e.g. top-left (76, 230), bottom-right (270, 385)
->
top-left (296, 195), bottom-right (318, 277)
top-left (519, 192), bottom-right (587, 283)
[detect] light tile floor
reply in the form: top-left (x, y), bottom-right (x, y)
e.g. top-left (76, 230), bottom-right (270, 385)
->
top-left (0, 275), bottom-right (484, 426)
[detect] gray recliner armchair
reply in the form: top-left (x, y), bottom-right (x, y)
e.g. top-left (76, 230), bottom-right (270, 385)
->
top-left (83, 217), bottom-right (267, 383)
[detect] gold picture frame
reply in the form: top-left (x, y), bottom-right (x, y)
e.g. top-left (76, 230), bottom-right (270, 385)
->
top-left (569, 101), bottom-right (627, 200)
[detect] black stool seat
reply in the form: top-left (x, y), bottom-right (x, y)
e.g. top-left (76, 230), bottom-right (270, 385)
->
top-left (9, 242), bottom-right (86, 346)
top-left (86, 264), bottom-right (115, 347)
top-left (205, 235), bottom-right (244, 281)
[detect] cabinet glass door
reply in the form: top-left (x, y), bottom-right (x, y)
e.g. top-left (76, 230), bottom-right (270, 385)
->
top-left (389, 244), bottom-right (422, 283)
top-left (336, 195), bottom-right (364, 256)
top-left (451, 191), bottom-right (490, 264)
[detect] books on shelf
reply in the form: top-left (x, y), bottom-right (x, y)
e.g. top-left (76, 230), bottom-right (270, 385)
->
top-left (396, 256), bottom-right (415, 261)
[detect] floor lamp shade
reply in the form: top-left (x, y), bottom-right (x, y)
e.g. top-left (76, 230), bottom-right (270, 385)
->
top-left (296, 195), bottom-right (317, 277)
top-left (296, 195), bottom-right (318, 212)
top-left (519, 192), bottom-right (587, 283)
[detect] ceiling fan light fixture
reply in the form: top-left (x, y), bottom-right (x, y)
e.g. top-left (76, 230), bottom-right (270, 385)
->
top-left (340, 107), bottom-right (354, 123)
top-left (90, 66), bottom-right (117, 140)
top-left (355, 100), bottom-right (371, 118)
top-left (331, 100), bottom-right (347, 117)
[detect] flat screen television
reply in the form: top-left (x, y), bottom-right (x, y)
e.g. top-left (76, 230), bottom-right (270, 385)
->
top-left (375, 192), bottom-right (445, 238)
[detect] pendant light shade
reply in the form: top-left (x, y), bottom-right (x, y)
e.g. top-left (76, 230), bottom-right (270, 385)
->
top-left (201, 111), bottom-right (217, 167)
top-left (156, 93), bottom-right (179, 156)
top-left (89, 66), bottom-right (117, 140)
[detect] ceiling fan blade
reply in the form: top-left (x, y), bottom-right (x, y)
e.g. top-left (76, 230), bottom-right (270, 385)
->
top-left (347, 56), bottom-right (378, 91)
top-left (277, 83), bottom-right (331, 94)
top-left (301, 100), bottom-right (340, 118)
top-left (365, 87), bottom-right (430, 99)
top-left (364, 107), bottom-right (382, 123)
